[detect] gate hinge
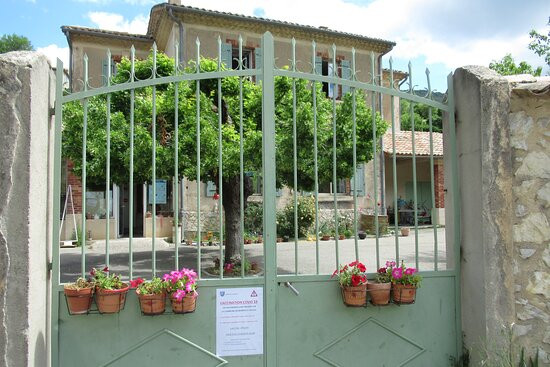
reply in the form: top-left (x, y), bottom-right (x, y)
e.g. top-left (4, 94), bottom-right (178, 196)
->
top-left (47, 262), bottom-right (52, 271)
top-left (49, 107), bottom-right (55, 117)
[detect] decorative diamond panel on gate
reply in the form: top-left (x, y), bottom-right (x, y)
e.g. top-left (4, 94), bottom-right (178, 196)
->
top-left (314, 318), bottom-right (425, 367)
top-left (101, 329), bottom-right (227, 367)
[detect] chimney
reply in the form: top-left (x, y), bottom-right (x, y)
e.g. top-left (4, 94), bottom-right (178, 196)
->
top-left (168, 0), bottom-right (182, 5)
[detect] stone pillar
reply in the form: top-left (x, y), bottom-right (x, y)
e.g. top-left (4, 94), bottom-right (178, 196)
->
top-left (0, 52), bottom-right (54, 367)
top-left (453, 66), bottom-right (516, 365)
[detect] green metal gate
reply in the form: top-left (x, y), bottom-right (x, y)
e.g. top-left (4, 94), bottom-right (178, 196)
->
top-left (51, 32), bottom-right (461, 366)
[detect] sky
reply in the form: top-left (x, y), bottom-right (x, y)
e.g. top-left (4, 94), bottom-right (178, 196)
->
top-left (1, 0), bottom-right (549, 92)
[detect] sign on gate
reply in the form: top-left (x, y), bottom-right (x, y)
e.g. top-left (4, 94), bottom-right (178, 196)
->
top-left (216, 287), bottom-right (264, 357)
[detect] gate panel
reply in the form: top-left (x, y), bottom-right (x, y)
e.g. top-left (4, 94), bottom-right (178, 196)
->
top-left (277, 276), bottom-right (457, 367)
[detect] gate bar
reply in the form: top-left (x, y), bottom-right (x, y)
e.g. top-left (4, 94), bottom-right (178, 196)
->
top-left (105, 49), bottom-right (111, 269)
top-left (152, 43), bottom-right (158, 277)
top-left (332, 44), bottom-right (339, 269)
top-left (351, 48), bottom-right (359, 261)
top-left (174, 43), bottom-right (180, 271)
top-left (426, 69), bottom-right (439, 271)
top-left (390, 58), bottom-right (400, 264)
top-left (261, 31), bottom-right (277, 367)
top-left (239, 35), bottom-right (246, 278)
top-left (370, 52), bottom-right (380, 270)
top-left (81, 54), bottom-right (89, 278)
top-left (195, 37), bottom-right (202, 278)
top-left (292, 38), bottom-right (298, 275)
top-left (217, 36), bottom-right (224, 279)
top-left (129, 45), bottom-right (135, 280)
top-left (312, 40), bottom-right (320, 275)
top-left (408, 62), bottom-right (419, 270)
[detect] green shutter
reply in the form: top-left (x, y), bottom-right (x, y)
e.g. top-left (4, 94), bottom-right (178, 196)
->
top-left (254, 47), bottom-right (262, 83)
top-left (221, 43), bottom-right (232, 69)
top-left (351, 164), bottom-right (365, 196)
top-left (341, 59), bottom-right (351, 96)
top-left (206, 181), bottom-right (217, 197)
top-left (102, 58), bottom-right (108, 85)
top-left (315, 56), bottom-right (322, 75)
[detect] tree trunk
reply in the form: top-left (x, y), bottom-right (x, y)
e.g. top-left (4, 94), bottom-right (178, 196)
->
top-left (222, 175), bottom-right (253, 263)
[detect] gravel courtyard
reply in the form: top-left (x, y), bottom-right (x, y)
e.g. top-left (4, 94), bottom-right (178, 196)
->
top-left (60, 227), bottom-right (448, 282)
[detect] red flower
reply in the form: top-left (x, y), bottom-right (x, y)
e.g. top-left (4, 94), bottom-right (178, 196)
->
top-left (331, 269), bottom-right (338, 278)
top-left (213, 193), bottom-right (220, 200)
top-left (102, 266), bottom-right (109, 272)
top-left (378, 267), bottom-right (387, 273)
top-left (357, 263), bottom-right (366, 272)
top-left (130, 278), bottom-right (144, 288)
top-left (89, 268), bottom-right (96, 276)
top-left (348, 260), bottom-right (358, 267)
top-left (340, 265), bottom-right (348, 273)
top-left (361, 275), bottom-right (367, 283)
top-left (351, 275), bottom-right (363, 286)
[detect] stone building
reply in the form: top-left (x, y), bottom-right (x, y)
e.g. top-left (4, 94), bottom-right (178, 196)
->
top-left (59, 0), bottom-right (444, 241)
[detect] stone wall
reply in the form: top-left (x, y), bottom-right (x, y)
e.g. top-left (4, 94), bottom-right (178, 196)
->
top-left (509, 76), bottom-right (550, 361)
top-left (454, 66), bottom-right (550, 365)
top-left (0, 52), bottom-right (53, 366)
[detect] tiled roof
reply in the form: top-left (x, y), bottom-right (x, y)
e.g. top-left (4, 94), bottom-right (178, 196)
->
top-left (159, 3), bottom-right (396, 48)
top-left (382, 131), bottom-right (443, 157)
top-left (61, 25), bottom-right (153, 42)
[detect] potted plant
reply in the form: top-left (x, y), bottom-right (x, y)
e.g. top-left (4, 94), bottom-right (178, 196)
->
top-left (91, 267), bottom-right (129, 313)
top-left (64, 277), bottom-right (94, 315)
top-left (344, 229), bottom-right (353, 239)
top-left (163, 268), bottom-right (198, 313)
top-left (331, 261), bottom-right (367, 306)
top-left (282, 235), bottom-right (290, 242)
top-left (401, 227), bottom-right (410, 236)
top-left (131, 277), bottom-right (167, 315)
top-left (367, 261), bottom-right (393, 305)
top-left (319, 222), bottom-right (332, 241)
top-left (390, 261), bottom-right (422, 304)
top-left (358, 231), bottom-right (367, 240)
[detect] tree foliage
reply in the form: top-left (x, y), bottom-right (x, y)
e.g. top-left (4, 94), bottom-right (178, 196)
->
top-left (0, 34), bottom-right (33, 53)
top-left (63, 53), bottom-right (387, 189)
top-left (489, 54), bottom-right (542, 77)
top-left (400, 99), bottom-right (442, 133)
top-left (529, 17), bottom-right (550, 68)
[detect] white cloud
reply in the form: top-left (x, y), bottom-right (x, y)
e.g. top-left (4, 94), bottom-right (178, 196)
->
top-left (37, 44), bottom-right (70, 67)
top-left (87, 12), bottom-right (148, 34)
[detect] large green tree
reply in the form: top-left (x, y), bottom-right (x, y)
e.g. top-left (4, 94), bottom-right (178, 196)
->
top-left (489, 54), bottom-right (542, 76)
top-left (0, 34), bottom-right (33, 53)
top-left (400, 100), bottom-right (442, 133)
top-left (63, 53), bottom-right (387, 262)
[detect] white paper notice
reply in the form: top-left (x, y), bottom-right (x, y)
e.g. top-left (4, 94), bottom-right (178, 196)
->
top-left (216, 287), bottom-right (263, 357)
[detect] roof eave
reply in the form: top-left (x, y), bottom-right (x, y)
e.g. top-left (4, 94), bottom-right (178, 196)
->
top-left (61, 26), bottom-right (154, 44)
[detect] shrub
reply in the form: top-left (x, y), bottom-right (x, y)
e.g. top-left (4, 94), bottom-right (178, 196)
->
top-left (278, 196), bottom-right (316, 238)
top-left (244, 202), bottom-right (263, 235)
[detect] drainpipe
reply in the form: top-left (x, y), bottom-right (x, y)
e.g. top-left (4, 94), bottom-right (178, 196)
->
top-left (63, 32), bottom-right (73, 92)
top-left (168, 8), bottom-right (184, 64)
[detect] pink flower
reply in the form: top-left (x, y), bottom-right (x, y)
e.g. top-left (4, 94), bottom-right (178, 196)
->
top-left (405, 268), bottom-right (417, 276)
top-left (162, 274), bottom-right (171, 282)
top-left (185, 283), bottom-right (193, 293)
top-left (392, 267), bottom-right (403, 279)
top-left (386, 261), bottom-right (396, 268)
top-left (173, 289), bottom-right (186, 301)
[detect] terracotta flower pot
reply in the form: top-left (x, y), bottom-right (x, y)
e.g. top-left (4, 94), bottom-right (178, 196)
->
top-left (170, 292), bottom-right (197, 314)
top-left (401, 227), bottom-right (410, 236)
top-left (339, 235), bottom-right (345, 240)
top-left (137, 290), bottom-right (166, 315)
top-left (392, 283), bottom-right (417, 304)
top-left (341, 284), bottom-right (367, 307)
top-left (367, 282), bottom-right (391, 305)
top-left (277, 237), bottom-right (283, 243)
top-left (95, 284), bottom-right (129, 313)
top-left (321, 235), bottom-right (330, 241)
top-left (64, 286), bottom-right (94, 315)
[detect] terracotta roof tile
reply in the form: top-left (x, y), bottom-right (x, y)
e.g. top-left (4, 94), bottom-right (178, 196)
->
top-left (382, 131), bottom-right (443, 156)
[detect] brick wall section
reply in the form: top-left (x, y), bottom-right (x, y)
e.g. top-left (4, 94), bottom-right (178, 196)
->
top-left (66, 160), bottom-right (83, 214)
top-left (434, 161), bottom-right (444, 208)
